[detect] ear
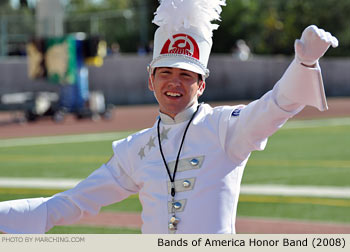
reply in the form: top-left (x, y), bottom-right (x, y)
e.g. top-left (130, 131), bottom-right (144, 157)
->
top-left (148, 74), bottom-right (155, 91)
top-left (197, 80), bottom-right (206, 97)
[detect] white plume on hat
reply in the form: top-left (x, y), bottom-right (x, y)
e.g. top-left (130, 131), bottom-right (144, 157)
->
top-left (149, 0), bottom-right (226, 78)
top-left (153, 0), bottom-right (225, 41)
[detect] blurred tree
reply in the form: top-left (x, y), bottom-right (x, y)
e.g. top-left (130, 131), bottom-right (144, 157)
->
top-left (0, 0), bottom-right (8, 7)
top-left (0, 0), bottom-right (13, 12)
top-left (20, 0), bottom-right (28, 8)
top-left (64, 0), bottom-right (158, 53)
top-left (214, 0), bottom-right (349, 56)
top-left (2, 0), bottom-right (350, 56)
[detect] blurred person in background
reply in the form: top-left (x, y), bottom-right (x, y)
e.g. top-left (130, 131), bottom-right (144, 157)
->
top-left (232, 39), bottom-right (251, 61)
top-left (108, 42), bottom-right (120, 56)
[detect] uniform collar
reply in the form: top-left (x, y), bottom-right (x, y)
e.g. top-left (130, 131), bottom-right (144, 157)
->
top-left (159, 101), bottom-right (199, 125)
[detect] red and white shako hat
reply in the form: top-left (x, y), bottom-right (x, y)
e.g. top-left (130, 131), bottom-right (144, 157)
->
top-left (148, 0), bottom-right (226, 79)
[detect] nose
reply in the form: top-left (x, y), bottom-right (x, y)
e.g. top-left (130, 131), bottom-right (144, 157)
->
top-left (167, 76), bottom-right (182, 87)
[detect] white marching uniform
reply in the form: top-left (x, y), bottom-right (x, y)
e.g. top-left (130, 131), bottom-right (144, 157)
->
top-left (0, 59), bottom-right (326, 234)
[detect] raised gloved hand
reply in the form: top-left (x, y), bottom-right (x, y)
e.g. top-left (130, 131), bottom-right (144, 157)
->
top-left (295, 25), bottom-right (338, 66)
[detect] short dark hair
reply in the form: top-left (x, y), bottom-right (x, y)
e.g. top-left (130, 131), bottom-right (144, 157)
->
top-left (153, 68), bottom-right (202, 82)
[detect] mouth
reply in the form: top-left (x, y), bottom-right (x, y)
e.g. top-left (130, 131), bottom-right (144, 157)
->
top-left (165, 91), bottom-right (182, 98)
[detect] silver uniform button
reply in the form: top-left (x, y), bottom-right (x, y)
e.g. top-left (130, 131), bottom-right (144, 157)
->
top-left (190, 158), bottom-right (199, 166)
top-left (173, 202), bottom-right (182, 209)
top-left (170, 216), bottom-right (180, 224)
top-left (183, 180), bottom-right (191, 188)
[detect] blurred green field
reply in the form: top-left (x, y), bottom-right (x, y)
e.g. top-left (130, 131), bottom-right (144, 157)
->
top-left (0, 118), bottom-right (350, 233)
top-left (243, 123), bottom-right (350, 186)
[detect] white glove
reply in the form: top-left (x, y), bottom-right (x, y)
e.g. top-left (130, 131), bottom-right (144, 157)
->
top-left (295, 25), bottom-right (338, 66)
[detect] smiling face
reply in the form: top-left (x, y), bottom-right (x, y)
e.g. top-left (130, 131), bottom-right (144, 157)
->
top-left (148, 67), bottom-right (205, 118)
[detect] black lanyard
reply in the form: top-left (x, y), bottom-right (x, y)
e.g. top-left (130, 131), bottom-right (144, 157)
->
top-left (157, 104), bottom-right (201, 197)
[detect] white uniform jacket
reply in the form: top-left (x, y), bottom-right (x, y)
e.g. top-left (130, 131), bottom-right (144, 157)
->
top-left (0, 60), bottom-right (325, 234)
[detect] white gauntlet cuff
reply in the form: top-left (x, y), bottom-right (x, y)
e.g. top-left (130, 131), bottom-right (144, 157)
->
top-left (276, 58), bottom-right (327, 111)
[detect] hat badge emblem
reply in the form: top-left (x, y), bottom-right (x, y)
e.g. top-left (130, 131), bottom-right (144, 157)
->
top-left (160, 33), bottom-right (200, 60)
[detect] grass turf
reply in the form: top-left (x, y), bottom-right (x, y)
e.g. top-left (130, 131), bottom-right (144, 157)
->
top-left (0, 123), bottom-right (349, 186)
top-left (1, 119), bottom-right (350, 233)
top-left (242, 124), bottom-right (350, 186)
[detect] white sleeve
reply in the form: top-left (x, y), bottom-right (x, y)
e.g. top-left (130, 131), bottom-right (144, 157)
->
top-left (275, 59), bottom-right (327, 111)
top-left (222, 58), bottom-right (325, 162)
top-left (45, 154), bottom-right (139, 231)
top-left (0, 153), bottom-right (139, 233)
top-left (222, 90), bottom-right (295, 163)
top-left (0, 197), bottom-right (49, 234)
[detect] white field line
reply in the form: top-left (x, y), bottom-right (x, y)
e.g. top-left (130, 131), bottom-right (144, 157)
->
top-left (283, 117), bottom-right (350, 129)
top-left (0, 132), bottom-right (123, 148)
top-left (240, 184), bottom-right (350, 199)
top-left (0, 177), bottom-right (349, 199)
top-left (0, 177), bottom-right (81, 189)
top-left (0, 118), bottom-right (350, 148)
